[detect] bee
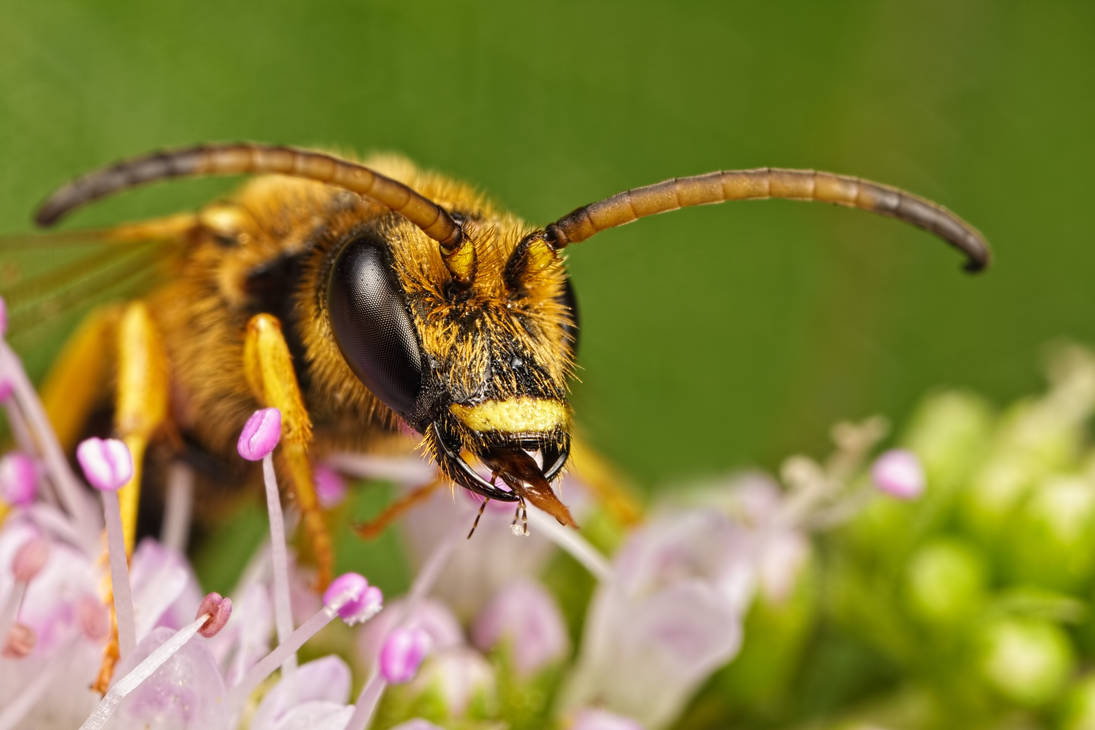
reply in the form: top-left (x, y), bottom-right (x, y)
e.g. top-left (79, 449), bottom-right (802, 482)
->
top-left (6, 143), bottom-right (990, 588)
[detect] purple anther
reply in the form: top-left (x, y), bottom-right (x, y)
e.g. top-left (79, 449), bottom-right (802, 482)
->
top-left (196, 592), bottom-right (233, 638)
top-left (76, 437), bottom-right (133, 492)
top-left (237, 408), bottom-right (282, 462)
top-left (323, 572), bottom-right (383, 626)
top-left (12, 535), bottom-right (49, 582)
top-left (2, 623), bottom-right (35, 659)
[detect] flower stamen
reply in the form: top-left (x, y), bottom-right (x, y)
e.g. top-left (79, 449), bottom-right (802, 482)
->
top-left (228, 571), bottom-right (383, 710)
top-left (0, 327), bottom-right (97, 537)
top-left (239, 408), bottom-right (298, 678)
top-left (77, 614), bottom-right (214, 730)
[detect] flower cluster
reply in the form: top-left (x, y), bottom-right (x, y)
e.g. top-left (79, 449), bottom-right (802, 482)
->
top-left (813, 344), bottom-right (1095, 730)
top-left (0, 292), bottom-right (928, 730)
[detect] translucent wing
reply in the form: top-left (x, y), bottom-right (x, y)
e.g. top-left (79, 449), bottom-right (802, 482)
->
top-left (0, 216), bottom-right (194, 376)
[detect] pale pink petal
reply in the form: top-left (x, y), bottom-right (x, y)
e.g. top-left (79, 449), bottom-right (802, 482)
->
top-left (112, 626), bottom-right (229, 730)
top-left (472, 579), bottom-right (568, 676)
top-left (252, 656), bottom-right (351, 730)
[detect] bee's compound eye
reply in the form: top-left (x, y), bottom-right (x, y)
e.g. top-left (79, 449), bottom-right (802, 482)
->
top-left (560, 276), bottom-right (579, 356)
top-left (328, 241), bottom-right (423, 421)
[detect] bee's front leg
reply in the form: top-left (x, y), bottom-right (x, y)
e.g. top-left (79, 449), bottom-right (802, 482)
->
top-left (243, 313), bottom-right (333, 590)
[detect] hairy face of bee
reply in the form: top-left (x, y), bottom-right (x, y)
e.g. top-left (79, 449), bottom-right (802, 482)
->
top-left (324, 213), bottom-right (579, 516)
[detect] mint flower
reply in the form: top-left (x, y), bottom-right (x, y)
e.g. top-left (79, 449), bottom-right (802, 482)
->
top-left (0, 291), bottom-right (918, 728)
top-left (472, 578), bottom-right (569, 677)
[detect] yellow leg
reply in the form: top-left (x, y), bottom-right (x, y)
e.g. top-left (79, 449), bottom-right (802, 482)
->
top-left (93, 301), bottom-right (171, 693)
top-left (354, 475), bottom-right (446, 540)
top-left (39, 305), bottom-right (120, 451)
top-left (243, 313), bottom-right (333, 590)
top-left (113, 302), bottom-right (171, 554)
top-left (568, 434), bottom-right (644, 527)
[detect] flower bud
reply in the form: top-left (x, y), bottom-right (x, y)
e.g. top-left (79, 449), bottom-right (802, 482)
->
top-left (76, 437), bottom-right (133, 491)
top-left (0, 452), bottom-right (37, 506)
top-left (314, 464), bottom-right (347, 508)
top-left (1005, 475), bottom-right (1095, 591)
top-left (900, 390), bottom-right (994, 489)
top-left (961, 397), bottom-right (1080, 541)
top-left (357, 598), bottom-right (462, 671)
top-left (903, 537), bottom-right (987, 627)
top-left (1059, 674), bottom-right (1095, 730)
top-left (237, 408), bottom-right (282, 461)
top-left (472, 579), bottom-right (568, 676)
top-left (380, 626), bottom-right (431, 683)
top-left (870, 449), bottom-right (924, 500)
top-left (409, 647), bottom-right (494, 717)
top-left (977, 616), bottom-right (1074, 707)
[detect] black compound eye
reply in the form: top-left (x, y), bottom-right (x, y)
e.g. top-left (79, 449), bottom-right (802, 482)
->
top-left (559, 276), bottom-right (579, 357)
top-left (328, 240), bottom-right (423, 421)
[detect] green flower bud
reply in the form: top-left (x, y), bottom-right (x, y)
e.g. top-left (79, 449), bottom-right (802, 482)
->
top-left (1006, 475), bottom-right (1095, 591)
top-left (903, 537), bottom-right (987, 627)
top-left (962, 398), bottom-right (1085, 542)
top-left (900, 390), bottom-right (995, 490)
top-left (1058, 674), bottom-right (1095, 730)
top-left (846, 392), bottom-right (992, 557)
top-left (976, 616), bottom-right (1075, 708)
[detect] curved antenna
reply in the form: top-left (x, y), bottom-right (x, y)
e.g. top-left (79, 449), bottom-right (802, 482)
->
top-left (544, 168), bottom-right (990, 272)
top-left (34, 143), bottom-right (465, 249)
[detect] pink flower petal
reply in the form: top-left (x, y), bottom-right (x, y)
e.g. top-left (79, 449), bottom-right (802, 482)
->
top-left (572, 708), bottom-right (645, 730)
top-left (473, 579), bottom-right (568, 676)
top-left (112, 625), bottom-right (228, 730)
top-left (253, 655), bottom-right (351, 730)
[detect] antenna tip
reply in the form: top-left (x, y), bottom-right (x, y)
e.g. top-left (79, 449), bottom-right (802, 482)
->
top-left (33, 202), bottom-right (62, 228)
top-left (963, 252), bottom-right (990, 274)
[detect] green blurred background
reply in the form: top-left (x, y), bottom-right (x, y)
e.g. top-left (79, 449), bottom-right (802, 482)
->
top-left (1, 0), bottom-right (1092, 488)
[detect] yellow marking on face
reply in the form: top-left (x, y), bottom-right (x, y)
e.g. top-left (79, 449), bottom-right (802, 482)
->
top-left (450, 398), bottom-right (567, 433)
